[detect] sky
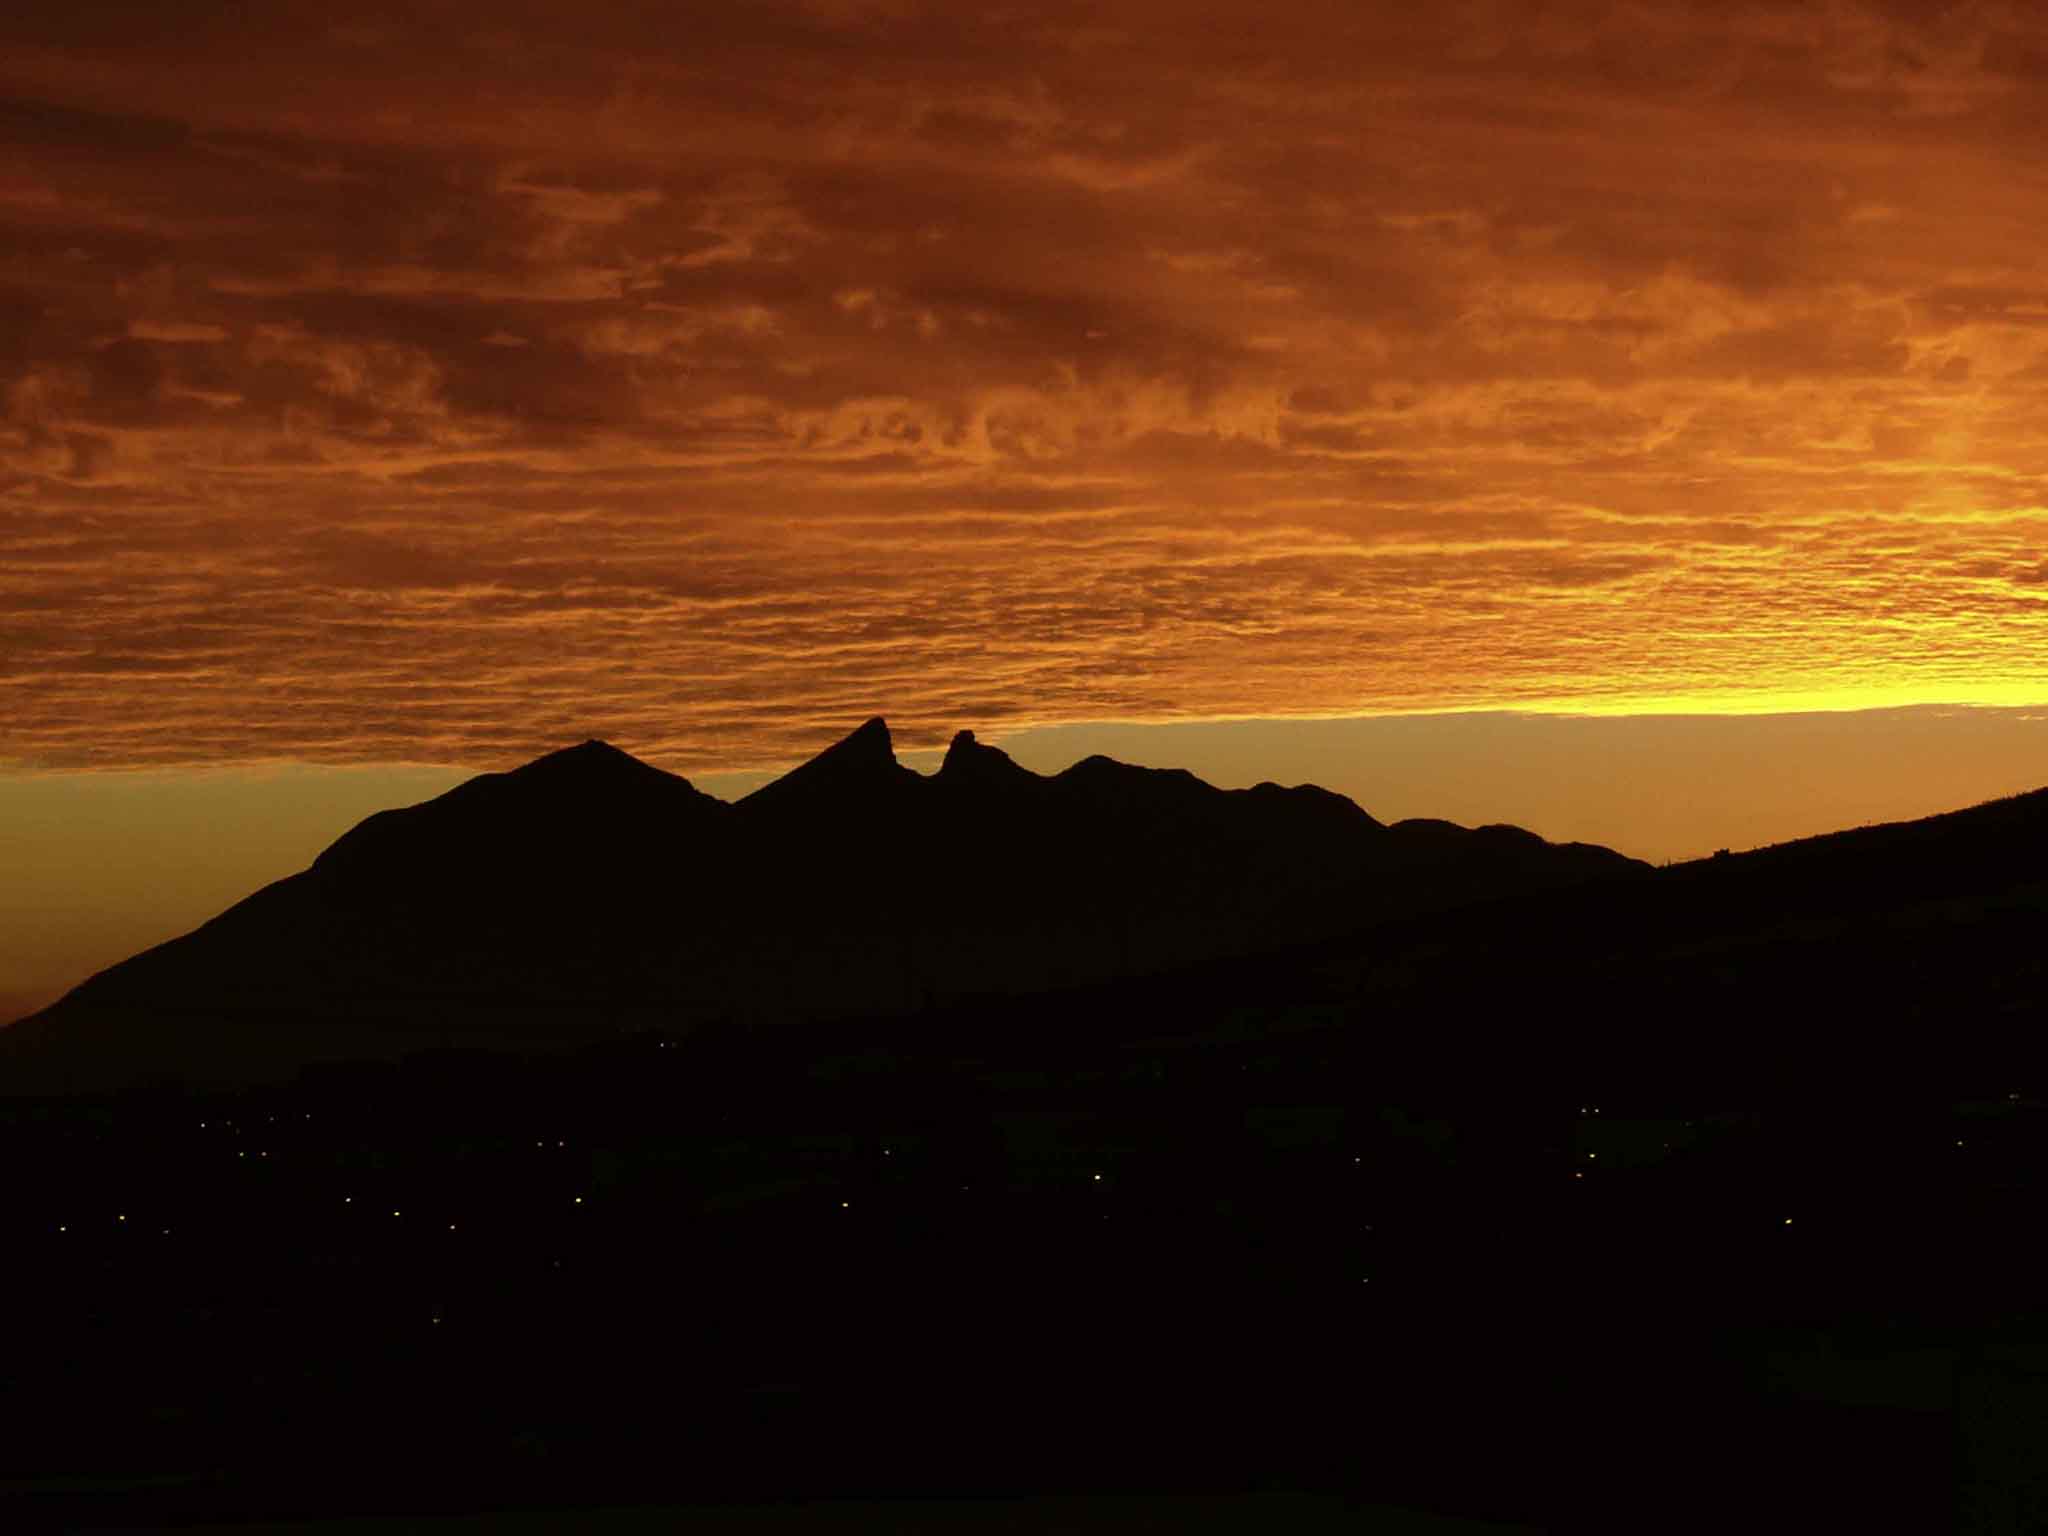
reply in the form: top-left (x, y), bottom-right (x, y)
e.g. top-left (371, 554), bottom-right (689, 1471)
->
top-left (5, 1), bottom-right (2048, 1014)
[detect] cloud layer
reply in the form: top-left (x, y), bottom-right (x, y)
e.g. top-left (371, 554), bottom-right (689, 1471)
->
top-left (6, 1), bottom-right (2048, 770)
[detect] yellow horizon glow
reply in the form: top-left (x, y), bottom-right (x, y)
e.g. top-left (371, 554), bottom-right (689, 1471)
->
top-left (4, 5), bottom-right (2048, 774)
top-left (8, 700), bottom-right (2048, 1023)
top-left (9, 4), bottom-right (2048, 1007)
top-left (1497, 683), bottom-right (2048, 718)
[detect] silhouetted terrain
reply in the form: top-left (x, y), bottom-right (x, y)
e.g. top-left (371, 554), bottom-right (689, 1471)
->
top-left (4, 731), bottom-right (2046, 1531)
top-left (2, 718), bottom-right (1640, 1092)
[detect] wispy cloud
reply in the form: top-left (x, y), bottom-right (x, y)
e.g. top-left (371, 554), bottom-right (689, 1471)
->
top-left (4, 2), bottom-right (2048, 770)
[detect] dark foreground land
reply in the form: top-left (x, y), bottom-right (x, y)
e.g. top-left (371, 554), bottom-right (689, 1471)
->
top-left (5, 938), bottom-right (2047, 1535)
top-left (106, 1495), bottom-right (1508, 1534)
top-left (6, 763), bottom-right (2048, 1531)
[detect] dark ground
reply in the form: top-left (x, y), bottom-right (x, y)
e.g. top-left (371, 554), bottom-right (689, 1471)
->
top-left (5, 969), bottom-right (2044, 1534)
top-left (9, 781), bottom-right (2048, 1531)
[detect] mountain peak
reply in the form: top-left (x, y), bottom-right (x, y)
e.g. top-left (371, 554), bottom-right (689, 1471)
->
top-left (504, 737), bottom-right (682, 790)
top-left (737, 715), bottom-right (911, 813)
top-left (800, 715), bottom-right (896, 774)
top-left (302, 734), bottom-right (716, 892)
top-left (938, 729), bottom-right (1039, 790)
top-left (843, 715), bottom-right (893, 759)
top-left (527, 737), bottom-right (629, 767)
top-left (7, 705), bottom-right (1670, 1093)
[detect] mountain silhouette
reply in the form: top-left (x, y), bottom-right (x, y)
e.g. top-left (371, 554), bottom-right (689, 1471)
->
top-left (3, 717), bottom-right (1641, 1090)
top-left (8, 733), bottom-right (2048, 1532)
top-left (1168, 779), bottom-right (2048, 1099)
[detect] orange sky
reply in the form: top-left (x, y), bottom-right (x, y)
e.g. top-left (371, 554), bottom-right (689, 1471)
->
top-left (5, 3), bottom-right (2048, 1011)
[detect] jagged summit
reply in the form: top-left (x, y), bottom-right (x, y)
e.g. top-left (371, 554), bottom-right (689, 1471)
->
top-left (736, 714), bottom-right (915, 814)
top-left (799, 715), bottom-right (896, 770)
top-left (938, 729), bottom-right (1039, 790)
top-left (838, 715), bottom-right (895, 761)
top-left (6, 712), bottom-right (1659, 1093)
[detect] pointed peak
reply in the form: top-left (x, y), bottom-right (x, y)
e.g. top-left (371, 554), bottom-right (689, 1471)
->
top-left (515, 738), bottom-right (642, 777)
top-left (811, 715), bottom-right (895, 770)
top-left (737, 715), bottom-right (909, 812)
top-left (939, 728), bottom-right (986, 769)
top-left (939, 729), bottom-right (1039, 788)
top-left (847, 715), bottom-right (893, 753)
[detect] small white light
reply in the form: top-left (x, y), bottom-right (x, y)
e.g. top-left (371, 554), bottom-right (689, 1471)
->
top-left (573, 1197), bottom-right (584, 1205)
top-left (840, 1201), bottom-right (850, 1209)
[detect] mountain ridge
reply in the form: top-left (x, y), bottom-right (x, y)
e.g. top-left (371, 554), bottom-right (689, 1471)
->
top-left (17, 716), bottom-right (2041, 1098)
top-left (3, 716), bottom-right (1644, 1089)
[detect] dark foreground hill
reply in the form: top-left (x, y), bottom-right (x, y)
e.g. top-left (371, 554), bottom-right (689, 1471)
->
top-left (1, 717), bottom-right (1640, 1092)
top-left (1218, 778), bottom-right (2048, 1098)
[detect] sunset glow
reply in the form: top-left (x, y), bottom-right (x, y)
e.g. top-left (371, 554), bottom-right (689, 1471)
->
top-left (5, 2), bottom-right (2047, 773)
top-left (7, 4), bottom-right (2048, 1013)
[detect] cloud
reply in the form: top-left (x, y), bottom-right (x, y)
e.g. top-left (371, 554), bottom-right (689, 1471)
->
top-left (1, 1), bottom-right (2047, 771)
top-left (127, 319), bottom-right (228, 343)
